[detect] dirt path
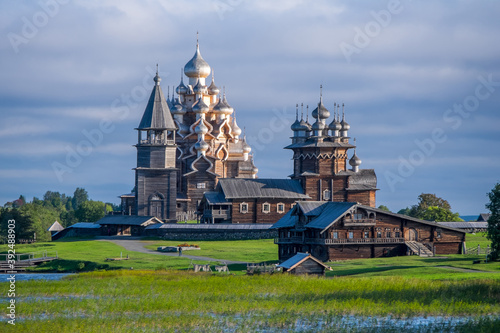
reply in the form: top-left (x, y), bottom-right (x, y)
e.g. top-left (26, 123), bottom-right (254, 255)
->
top-left (99, 238), bottom-right (248, 265)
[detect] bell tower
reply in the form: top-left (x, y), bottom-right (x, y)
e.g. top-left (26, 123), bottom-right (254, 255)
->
top-left (134, 68), bottom-right (178, 221)
top-left (286, 87), bottom-right (377, 207)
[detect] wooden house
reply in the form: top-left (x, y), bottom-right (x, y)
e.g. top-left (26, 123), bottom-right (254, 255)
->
top-left (198, 178), bottom-right (310, 224)
top-left (277, 252), bottom-right (331, 275)
top-left (272, 201), bottom-right (467, 261)
top-left (47, 220), bottom-right (64, 238)
top-left (95, 215), bottom-right (163, 236)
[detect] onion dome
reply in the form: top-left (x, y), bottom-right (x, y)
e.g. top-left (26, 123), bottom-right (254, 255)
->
top-left (195, 120), bottom-right (209, 135)
top-left (176, 77), bottom-right (188, 95)
top-left (212, 96), bottom-right (225, 113)
top-left (207, 71), bottom-right (220, 95)
top-left (291, 104), bottom-right (301, 131)
top-left (153, 71), bottom-right (161, 85)
top-left (184, 43), bottom-right (211, 79)
top-left (341, 118), bottom-right (350, 131)
top-left (329, 106), bottom-right (342, 131)
top-left (195, 140), bottom-right (209, 152)
top-left (221, 94), bottom-right (233, 115)
top-left (312, 119), bottom-right (325, 131)
top-left (349, 151), bottom-right (362, 167)
top-left (178, 123), bottom-right (190, 136)
top-left (193, 79), bottom-right (205, 94)
top-left (252, 166), bottom-right (259, 174)
top-left (171, 97), bottom-right (185, 114)
top-left (311, 97), bottom-right (330, 120)
top-left (242, 139), bottom-right (252, 153)
top-left (192, 97), bottom-right (209, 114)
top-left (232, 117), bottom-right (242, 137)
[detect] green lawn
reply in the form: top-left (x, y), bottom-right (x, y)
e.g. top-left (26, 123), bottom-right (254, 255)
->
top-left (142, 238), bottom-right (278, 263)
top-left (466, 232), bottom-right (492, 250)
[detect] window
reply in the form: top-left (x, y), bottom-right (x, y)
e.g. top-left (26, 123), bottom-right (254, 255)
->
top-left (262, 203), bottom-right (271, 213)
top-left (196, 183), bottom-right (206, 189)
top-left (333, 232), bottom-right (338, 239)
top-left (436, 229), bottom-right (442, 238)
top-left (354, 213), bottom-right (364, 220)
top-left (277, 203), bottom-right (285, 213)
top-left (395, 231), bottom-right (400, 238)
top-left (348, 232), bottom-right (354, 239)
top-left (240, 202), bottom-right (248, 214)
top-left (364, 231), bottom-right (370, 238)
top-left (323, 189), bottom-right (331, 201)
top-left (376, 231), bottom-right (382, 238)
top-left (386, 231), bottom-right (392, 238)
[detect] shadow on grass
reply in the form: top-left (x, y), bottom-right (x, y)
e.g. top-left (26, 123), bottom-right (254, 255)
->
top-left (331, 265), bottom-right (420, 276)
top-left (31, 259), bottom-right (111, 273)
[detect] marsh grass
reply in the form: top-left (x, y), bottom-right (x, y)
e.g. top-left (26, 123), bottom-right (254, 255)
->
top-left (1, 270), bottom-right (499, 332)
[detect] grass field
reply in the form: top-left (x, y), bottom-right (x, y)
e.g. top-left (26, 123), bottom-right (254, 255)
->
top-left (1, 233), bottom-right (499, 331)
top-left (1, 270), bottom-right (499, 332)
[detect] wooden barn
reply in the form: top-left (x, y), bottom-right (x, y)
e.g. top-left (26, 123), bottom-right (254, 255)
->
top-left (96, 215), bottom-right (163, 236)
top-left (198, 178), bottom-right (310, 224)
top-left (272, 201), bottom-right (467, 261)
top-left (277, 252), bottom-right (331, 275)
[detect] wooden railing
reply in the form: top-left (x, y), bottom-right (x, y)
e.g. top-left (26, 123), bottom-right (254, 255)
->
top-left (343, 218), bottom-right (376, 226)
top-left (0, 250), bottom-right (58, 262)
top-left (275, 237), bottom-right (405, 245)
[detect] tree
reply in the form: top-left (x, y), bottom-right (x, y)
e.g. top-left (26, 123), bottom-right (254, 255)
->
top-left (420, 206), bottom-right (462, 222)
top-left (378, 205), bottom-right (390, 212)
top-left (398, 193), bottom-right (462, 221)
top-left (72, 187), bottom-right (89, 210)
top-left (75, 200), bottom-right (106, 222)
top-left (486, 183), bottom-right (500, 260)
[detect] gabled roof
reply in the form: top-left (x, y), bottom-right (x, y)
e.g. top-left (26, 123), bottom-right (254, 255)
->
top-left (95, 215), bottom-right (163, 226)
top-left (271, 201), bottom-right (467, 234)
top-left (438, 222), bottom-right (488, 229)
top-left (218, 178), bottom-right (310, 200)
top-left (137, 79), bottom-right (176, 130)
top-left (203, 191), bottom-right (230, 205)
top-left (68, 222), bottom-right (101, 229)
top-left (47, 220), bottom-right (64, 232)
top-left (277, 252), bottom-right (330, 271)
top-left (269, 209), bottom-right (298, 229)
top-left (477, 213), bottom-right (491, 222)
top-left (305, 202), bottom-right (357, 230)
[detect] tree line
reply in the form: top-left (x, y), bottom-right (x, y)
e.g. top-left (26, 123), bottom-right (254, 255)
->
top-left (0, 188), bottom-right (117, 243)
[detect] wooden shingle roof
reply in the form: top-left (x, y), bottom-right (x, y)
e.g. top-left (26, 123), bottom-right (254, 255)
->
top-left (137, 78), bottom-right (176, 130)
top-left (218, 178), bottom-right (310, 200)
top-left (277, 252), bottom-right (330, 271)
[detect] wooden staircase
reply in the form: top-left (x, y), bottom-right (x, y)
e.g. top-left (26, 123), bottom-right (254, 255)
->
top-left (405, 241), bottom-right (434, 257)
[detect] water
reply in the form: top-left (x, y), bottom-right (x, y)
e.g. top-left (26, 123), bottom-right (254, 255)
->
top-left (0, 273), bottom-right (73, 281)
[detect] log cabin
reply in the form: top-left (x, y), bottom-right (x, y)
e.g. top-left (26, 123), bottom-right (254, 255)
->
top-left (272, 201), bottom-right (466, 261)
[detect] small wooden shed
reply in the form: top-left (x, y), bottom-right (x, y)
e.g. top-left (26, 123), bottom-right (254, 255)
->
top-left (277, 252), bottom-right (331, 276)
top-left (47, 220), bottom-right (64, 238)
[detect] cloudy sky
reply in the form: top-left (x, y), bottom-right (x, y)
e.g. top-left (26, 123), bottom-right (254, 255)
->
top-left (1, 0), bottom-right (499, 215)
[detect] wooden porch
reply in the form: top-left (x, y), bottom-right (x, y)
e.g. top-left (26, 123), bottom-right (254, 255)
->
top-left (275, 237), bottom-right (405, 245)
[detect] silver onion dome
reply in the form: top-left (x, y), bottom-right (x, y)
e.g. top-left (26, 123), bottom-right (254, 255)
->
top-left (311, 99), bottom-right (330, 120)
top-left (232, 117), bottom-right (242, 137)
top-left (184, 44), bottom-right (211, 78)
top-left (349, 152), bottom-right (362, 167)
top-left (193, 79), bottom-right (205, 94)
top-left (176, 79), bottom-right (188, 95)
top-left (208, 79), bottom-right (219, 95)
top-left (192, 97), bottom-right (209, 113)
top-left (195, 120), bottom-right (209, 135)
top-left (221, 94), bottom-right (233, 114)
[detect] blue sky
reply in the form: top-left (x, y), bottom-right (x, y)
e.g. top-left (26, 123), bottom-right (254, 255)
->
top-left (1, 0), bottom-right (499, 215)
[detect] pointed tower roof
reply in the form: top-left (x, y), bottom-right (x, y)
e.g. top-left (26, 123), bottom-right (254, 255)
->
top-left (137, 70), bottom-right (176, 130)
